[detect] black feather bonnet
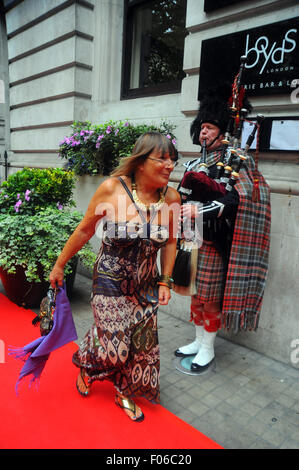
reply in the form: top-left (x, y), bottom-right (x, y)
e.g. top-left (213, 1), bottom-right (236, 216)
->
top-left (190, 82), bottom-right (252, 145)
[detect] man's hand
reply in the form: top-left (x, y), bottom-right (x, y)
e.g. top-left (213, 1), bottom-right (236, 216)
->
top-left (180, 204), bottom-right (198, 221)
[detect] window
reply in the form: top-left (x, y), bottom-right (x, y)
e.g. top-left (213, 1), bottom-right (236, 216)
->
top-left (122, 0), bottom-right (187, 99)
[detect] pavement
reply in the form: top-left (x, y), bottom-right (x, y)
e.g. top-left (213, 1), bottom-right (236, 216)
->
top-left (2, 273), bottom-right (299, 449)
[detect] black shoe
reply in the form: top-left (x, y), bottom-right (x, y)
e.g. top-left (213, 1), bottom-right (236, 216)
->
top-left (174, 349), bottom-right (196, 358)
top-left (190, 359), bottom-right (214, 373)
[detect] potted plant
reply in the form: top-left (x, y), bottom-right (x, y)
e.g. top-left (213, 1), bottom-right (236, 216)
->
top-left (0, 167), bottom-right (76, 215)
top-left (58, 119), bottom-right (177, 176)
top-left (0, 168), bottom-right (96, 307)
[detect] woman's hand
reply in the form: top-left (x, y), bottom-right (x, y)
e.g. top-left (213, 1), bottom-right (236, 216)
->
top-left (49, 265), bottom-right (64, 289)
top-left (158, 285), bottom-right (171, 305)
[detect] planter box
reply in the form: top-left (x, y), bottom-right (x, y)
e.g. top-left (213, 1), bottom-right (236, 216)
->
top-left (0, 258), bottom-right (78, 308)
top-left (0, 265), bottom-right (49, 308)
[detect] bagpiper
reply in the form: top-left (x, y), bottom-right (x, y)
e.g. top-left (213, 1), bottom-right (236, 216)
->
top-left (174, 60), bottom-right (271, 372)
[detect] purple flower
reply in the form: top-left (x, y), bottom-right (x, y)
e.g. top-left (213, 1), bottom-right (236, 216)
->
top-left (57, 202), bottom-right (63, 210)
top-left (25, 190), bottom-right (31, 201)
top-left (124, 121), bottom-right (129, 127)
top-left (166, 134), bottom-right (171, 139)
top-left (14, 200), bottom-right (22, 212)
top-left (97, 134), bottom-right (104, 141)
top-left (17, 193), bottom-right (20, 199)
top-left (80, 130), bottom-right (86, 136)
top-left (106, 125), bottom-right (112, 134)
top-left (115, 129), bottom-right (119, 136)
top-left (95, 142), bottom-right (101, 149)
top-left (172, 138), bottom-right (176, 145)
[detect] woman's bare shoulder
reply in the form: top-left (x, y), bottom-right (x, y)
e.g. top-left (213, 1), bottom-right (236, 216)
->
top-left (94, 176), bottom-right (122, 196)
top-left (165, 185), bottom-right (181, 204)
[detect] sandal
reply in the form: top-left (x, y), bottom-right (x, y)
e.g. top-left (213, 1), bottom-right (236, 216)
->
top-left (115, 393), bottom-right (144, 422)
top-left (76, 368), bottom-right (91, 397)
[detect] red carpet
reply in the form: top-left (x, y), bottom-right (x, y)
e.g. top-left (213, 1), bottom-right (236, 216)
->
top-left (0, 293), bottom-right (222, 450)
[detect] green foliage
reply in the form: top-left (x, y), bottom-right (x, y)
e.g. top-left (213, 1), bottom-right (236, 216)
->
top-left (0, 207), bottom-right (96, 283)
top-left (58, 119), bottom-right (177, 176)
top-left (0, 167), bottom-right (76, 215)
top-left (0, 167), bottom-right (95, 283)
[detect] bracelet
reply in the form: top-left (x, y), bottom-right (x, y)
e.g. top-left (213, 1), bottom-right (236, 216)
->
top-left (157, 282), bottom-right (171, 289)
top-left (157, 274), bottom-right (174, 289)
top-left (159, 274), bottom-right (174, 283)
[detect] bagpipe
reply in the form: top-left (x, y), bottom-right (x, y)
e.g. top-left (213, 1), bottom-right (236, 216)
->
top-left (178, 55), bottom-right (264, 205)
top-left (172, 55), bottom-right (264, 294)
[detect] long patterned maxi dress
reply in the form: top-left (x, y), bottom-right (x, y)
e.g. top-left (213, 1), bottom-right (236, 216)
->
top-left (72, 179), bottom-right (168, 404)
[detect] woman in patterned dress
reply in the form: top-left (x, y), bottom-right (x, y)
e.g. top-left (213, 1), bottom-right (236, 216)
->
top-left (49, 132), bottom-right (180, 422)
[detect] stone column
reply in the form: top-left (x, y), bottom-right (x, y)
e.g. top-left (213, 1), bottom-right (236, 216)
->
top-left (91, 0), bottom-right (124, 110)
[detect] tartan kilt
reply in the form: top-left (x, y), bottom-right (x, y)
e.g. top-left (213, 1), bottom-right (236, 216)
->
top-left (195, 241), bottom-right (225, 302)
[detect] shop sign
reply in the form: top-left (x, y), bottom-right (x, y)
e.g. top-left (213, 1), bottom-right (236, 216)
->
top-left (198, 17), bottom-right (299, 97)
top-left (204, 0), bottom-right (247, 13)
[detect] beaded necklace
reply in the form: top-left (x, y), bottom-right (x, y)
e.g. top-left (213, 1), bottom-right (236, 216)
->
top-left (131, 176), bottom-right (165, 213)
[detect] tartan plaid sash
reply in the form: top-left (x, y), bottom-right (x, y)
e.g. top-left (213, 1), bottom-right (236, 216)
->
top-left (188, 150), bottom-right (271, 332)
top-left (221, 156), bottom-right (271, 332)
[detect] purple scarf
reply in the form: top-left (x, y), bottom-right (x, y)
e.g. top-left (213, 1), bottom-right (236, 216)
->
top-left (9, 285), bottom-right (78, 394)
